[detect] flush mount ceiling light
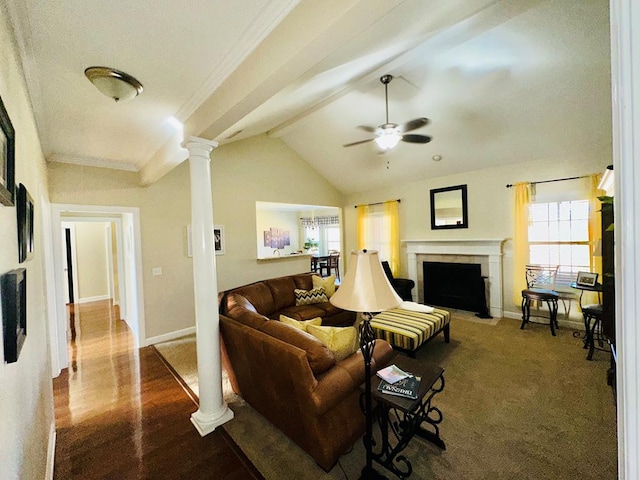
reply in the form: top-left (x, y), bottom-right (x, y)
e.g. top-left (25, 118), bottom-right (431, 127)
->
top-left (84, 66), bottom-right (143, 102)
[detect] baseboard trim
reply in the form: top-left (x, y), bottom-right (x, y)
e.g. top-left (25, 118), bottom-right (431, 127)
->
top-left (77, 294), bottom-right (110, 304)
top-left (146, 326), bottom-right (196, 345)
top-left (46, 421), bottom-right (56, 480)
top-left (503, 310), bottom-right (584, 331)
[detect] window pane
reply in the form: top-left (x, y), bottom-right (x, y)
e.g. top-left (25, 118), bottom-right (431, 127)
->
top-left (528, 223), bottom-right (548, 242)
top-left (571, 200), bottom-right (590, 220)
top-left (557, 220), bottom-right (571, 241)
top-left (530, 204), bottom-right (549, 222)
top-left (570, 219), bottom-right (589, 241)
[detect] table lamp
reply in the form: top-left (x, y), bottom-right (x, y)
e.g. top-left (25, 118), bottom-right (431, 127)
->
top-left (330, 250), bottom-right (402, 479)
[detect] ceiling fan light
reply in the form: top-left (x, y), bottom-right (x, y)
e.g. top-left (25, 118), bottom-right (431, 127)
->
top-left (85, 66), bottom-right (143, 102)
top-left (375, 132), bottom-right (401, 150)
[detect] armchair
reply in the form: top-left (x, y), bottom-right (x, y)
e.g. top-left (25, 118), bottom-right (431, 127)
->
top-left (381, 261), bottom-right (415, 301)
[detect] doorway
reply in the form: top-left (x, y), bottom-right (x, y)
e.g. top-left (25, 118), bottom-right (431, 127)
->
top-left (49, 204), bottom-right (146, 377)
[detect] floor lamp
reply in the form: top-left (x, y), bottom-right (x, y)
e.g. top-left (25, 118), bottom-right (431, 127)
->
top-left (330, 250), bottom-right (402, 480)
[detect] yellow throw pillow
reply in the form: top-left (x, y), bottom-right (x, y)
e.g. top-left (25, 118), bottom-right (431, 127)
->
top-left (312, 275), bottom-right (336, 298)
top-left (279, 315), bottom-right (322, 332)
top-left (306, 325), bottom-right (358, 362)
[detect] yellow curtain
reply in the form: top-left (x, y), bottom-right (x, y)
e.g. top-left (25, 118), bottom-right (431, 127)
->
top-left (583, 173), bottom-right (605, 306)
top-left (383, 200), bottom-right (400, 276)
top-left (512, 183), bottom-right (531, 306)
top-left (356, 205), bottom-right (368, 250)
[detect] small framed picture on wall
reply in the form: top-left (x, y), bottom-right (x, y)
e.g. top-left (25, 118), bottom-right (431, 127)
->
top-left (0, 95), bottom-right (15, 207)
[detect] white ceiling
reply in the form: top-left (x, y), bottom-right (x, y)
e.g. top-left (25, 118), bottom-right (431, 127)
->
top-left (6, 0), bottom-right (612, 194)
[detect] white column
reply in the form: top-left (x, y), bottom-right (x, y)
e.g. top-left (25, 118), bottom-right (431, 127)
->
top-left (183, 136), bottom-right (234, 436)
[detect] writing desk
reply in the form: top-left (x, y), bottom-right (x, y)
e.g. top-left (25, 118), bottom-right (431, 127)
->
top-left (570, 282), bottom-right (602, 309)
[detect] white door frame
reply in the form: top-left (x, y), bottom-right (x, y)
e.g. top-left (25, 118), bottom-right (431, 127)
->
top-left (50, 204), bottom-right (146, 376)
top-left (61, 217), bottom-right (125, 311)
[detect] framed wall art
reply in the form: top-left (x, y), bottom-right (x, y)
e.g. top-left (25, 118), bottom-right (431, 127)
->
top-left (2, 268), bottom-right (27, 363)
top-left (186, 224), bottom-right (226, 256)
top-left (0, 95), bottom-right (15, 207)
top-left (17, 184), bottom-right (34, 263)
top-left (214, 225), bottom-right (225, 255)
top-left (576, 271), bottom-right (599, 287)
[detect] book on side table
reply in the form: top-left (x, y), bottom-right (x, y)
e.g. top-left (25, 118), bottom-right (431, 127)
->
top-left (377, 364), bottom-right (421, 400)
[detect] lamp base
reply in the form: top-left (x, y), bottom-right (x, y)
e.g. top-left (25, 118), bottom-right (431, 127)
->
top-left (360, 465), bottom-right (388, 480)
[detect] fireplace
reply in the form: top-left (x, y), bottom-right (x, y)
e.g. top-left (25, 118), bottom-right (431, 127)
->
top-left (404, 239), bottom-right (506, 318)
top-left (423, 261), bottom-right (490, 317)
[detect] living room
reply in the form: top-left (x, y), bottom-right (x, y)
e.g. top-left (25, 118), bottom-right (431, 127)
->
top-left (1, 0), bottom-right (638, 479)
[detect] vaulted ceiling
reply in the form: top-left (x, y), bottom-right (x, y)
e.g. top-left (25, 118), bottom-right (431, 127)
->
top-left (6, 0), bottom-right (612, 194)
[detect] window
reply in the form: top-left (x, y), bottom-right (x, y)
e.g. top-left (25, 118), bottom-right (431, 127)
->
top-left (304, 225), bottom-right (340, 255)
top-left (362, 210), bottom-right (391, 262)
top-left (325, 226), bottom-right (340, 253)
top-left (528, 199), bottom-right (591, 275)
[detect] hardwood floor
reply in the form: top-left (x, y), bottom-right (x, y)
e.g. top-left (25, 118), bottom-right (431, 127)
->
top-left (53, 300), bottom-right (263, 480)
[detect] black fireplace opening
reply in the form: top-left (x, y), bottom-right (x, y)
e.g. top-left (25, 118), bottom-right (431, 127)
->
top-left (423, 261), bottom-right (491, 318)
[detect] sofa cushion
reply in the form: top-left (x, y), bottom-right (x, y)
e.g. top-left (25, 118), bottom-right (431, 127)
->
top-left (231, 282), bottom-right (275, 316)
top-left (279, 314), bottom-right (322, 332)
top-left (307, 325), bottom-right (359, 362)
top-left (295, 287), bottom-right (329, 306)
top-left (292, 274), bottom-right (313, 290)
top-left (266, 277), bottom-right (298, 312)
top-left (276, 304), bottom-right (327, 321)
top-left (312, 275), bottom-right (336, 298)
top-left (258, 320), bottom-right (336, 375)
top-left (312, 301), bottom-right (349, 318)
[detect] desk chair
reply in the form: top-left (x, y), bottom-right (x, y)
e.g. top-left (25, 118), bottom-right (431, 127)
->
top-left (582, 304), bottom-right (604, 360)
top-left (521, 265), bottom-right (560, 336)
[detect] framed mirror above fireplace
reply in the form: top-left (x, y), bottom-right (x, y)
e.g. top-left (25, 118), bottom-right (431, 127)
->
top-left (430, 184), bottom-right (468, 230)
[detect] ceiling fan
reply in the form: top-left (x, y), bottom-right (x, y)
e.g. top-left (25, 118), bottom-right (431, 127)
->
top-left (343, 74), bottom-right (432, 151)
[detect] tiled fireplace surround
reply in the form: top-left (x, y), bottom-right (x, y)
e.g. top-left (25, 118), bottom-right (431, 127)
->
top-left (404, 239), bottom-right (507, 318)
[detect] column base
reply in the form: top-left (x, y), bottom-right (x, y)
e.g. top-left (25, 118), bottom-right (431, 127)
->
top-left (190, 404), bottom-right (234, 436)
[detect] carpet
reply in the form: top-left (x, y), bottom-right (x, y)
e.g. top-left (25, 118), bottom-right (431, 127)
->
top-left (155, 313), bottom-right (617, 480)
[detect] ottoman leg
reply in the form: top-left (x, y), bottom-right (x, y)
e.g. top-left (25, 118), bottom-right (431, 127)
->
top-left (443, 323), bottom-right (450, 343)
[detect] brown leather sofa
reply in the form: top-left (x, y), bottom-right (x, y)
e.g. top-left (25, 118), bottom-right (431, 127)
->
top-left (222, 272), bottom-right (356, 326)
top-left (220, 273), bottom-right (394, 471)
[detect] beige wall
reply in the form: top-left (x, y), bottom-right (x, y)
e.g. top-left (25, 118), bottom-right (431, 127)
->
top-left (48, 134), bottom-right (345, 340)
top-left (344, 154), bottom-right (611, 317)
top-left (0, 8), bottom-right (54, 480)
top-left (74, 222), bottom-right (109, 301)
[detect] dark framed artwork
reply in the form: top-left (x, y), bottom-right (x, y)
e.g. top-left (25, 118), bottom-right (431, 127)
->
top-left (0, 95), bottom-right (15, 206)
top-left (576, 271), bottom-right (599, 287)
top-left (1, 268), bottom-right (27, 363)
top-left (17, 184), bottom-right (34, 263)
top-left (214, 225), bottom-right (225, 255)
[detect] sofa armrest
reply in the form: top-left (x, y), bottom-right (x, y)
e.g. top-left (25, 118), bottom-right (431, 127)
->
top-left (306, 340), bottom-right (393, 417)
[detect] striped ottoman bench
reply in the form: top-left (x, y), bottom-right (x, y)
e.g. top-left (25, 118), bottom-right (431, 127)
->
top-left (370, 308), bottom-right (451, 357)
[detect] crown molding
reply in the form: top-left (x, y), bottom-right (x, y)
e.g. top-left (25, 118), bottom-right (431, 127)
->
top-left (48, 154), bottom-right (140, 172)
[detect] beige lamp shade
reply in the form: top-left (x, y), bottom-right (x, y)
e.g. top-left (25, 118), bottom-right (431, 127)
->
top-left (330, 250), bottom-right (402, 313)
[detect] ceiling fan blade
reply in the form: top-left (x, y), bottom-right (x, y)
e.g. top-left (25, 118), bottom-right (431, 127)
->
top-left (343, 138), bottom-right (375, 147)
top-left (401, 134), bottom-right (432, 144)
top-left (398, 117), bottom-right (429, 133)
top-left (357, 125), bottom-right (377, 133)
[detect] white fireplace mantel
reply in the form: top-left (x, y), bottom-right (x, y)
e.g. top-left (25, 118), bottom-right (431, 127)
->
top-left (403, 239), bottom-right (507, 318)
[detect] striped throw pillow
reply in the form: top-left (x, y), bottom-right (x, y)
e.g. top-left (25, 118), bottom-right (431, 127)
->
top-left (294, 287), bottom-right (328, 306)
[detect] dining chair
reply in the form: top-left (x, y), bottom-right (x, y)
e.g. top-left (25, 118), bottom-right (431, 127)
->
top-left (520, 264), bottom-right (560, 336)
top-left (326, 251), bottom-right (340, 280)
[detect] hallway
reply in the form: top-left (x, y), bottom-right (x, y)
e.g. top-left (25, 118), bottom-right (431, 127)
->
top-left (53, 300), bottom-right (262, 479)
